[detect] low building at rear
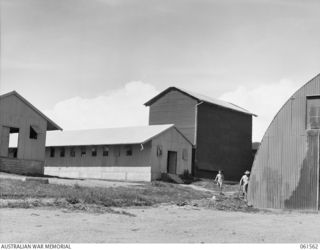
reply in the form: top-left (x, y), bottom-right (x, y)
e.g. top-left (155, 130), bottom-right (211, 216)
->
top-left (43, 124), bottom-right (192, 182)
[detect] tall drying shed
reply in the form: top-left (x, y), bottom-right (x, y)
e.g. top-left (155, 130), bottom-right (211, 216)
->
top-left (145, 87), bottom-right (256, 180)
top-left (248, 73), bottom-right (320, 211)
top-left (0, 91), bottom-right (62, 175)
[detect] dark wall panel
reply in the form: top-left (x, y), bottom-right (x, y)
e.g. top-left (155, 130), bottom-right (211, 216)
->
top-left (195, 103), bottom-right (253, 181)
top-left (0, 157), bottom-right (44, 175)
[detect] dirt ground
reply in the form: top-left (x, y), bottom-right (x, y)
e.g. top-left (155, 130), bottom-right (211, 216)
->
top-left (1, 206), bottom-right (320, 243)
top-left (1, 173), bottom-right (320, 243)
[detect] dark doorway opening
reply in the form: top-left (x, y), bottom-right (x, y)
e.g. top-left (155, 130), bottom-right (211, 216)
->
top-left (8, 127), bottom-right (19, 158)
top-left (167, 151), bottom-right (177, 174)
top-left (0, 126), bottom-right (19, 158)
top-left (8, 148), bottom-right (18, 158)
top-left (191, 148), bottom-right (196, 176)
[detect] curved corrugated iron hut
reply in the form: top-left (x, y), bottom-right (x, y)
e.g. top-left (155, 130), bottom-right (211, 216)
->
top-left (248, 73), bottom-right (320, 210)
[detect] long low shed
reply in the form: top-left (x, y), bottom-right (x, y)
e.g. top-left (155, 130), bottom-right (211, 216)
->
top-left (41, 124), bottom-right (192, 182)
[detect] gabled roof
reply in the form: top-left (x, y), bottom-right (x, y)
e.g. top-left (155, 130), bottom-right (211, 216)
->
top-left (43, 124), bottom-right (187, 147)
top-left (0, 91), bottom-right (62, 131)
top-left (144, 87), bottom-right (257, 117)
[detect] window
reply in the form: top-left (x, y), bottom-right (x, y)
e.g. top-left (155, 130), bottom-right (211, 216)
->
top-left (114, 147), bottom-right (121, 157)
top-left (81, 147), bottom-right (86, 157)
top-left (156, 145), bottom-right (163, 156)
top-left (126, 146), bottom-right (132, 156)
top-left (103, 146), bottom-right (109, 156)
top-left (91, 147), bottom-right (97, 157)
top-left (29, 126), bottom-right (38, 139)
top-left (50, 147), bottom-right (55, 157)
top-left (307, 96), bottom-right (320, 129)
top-left (70, 147), bottom-right (75, 157)
top-left (60, 147), bottom-right (65, 157)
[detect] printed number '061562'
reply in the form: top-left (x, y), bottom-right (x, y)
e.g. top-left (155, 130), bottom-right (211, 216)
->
top-left (300, 244), bottom-right (319, 249)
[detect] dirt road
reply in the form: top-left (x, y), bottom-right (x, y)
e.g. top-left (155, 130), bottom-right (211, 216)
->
top-left (1, 206), bottom-right (319, 243)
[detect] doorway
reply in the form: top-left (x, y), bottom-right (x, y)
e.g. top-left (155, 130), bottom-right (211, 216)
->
top-left (0, 126), bottom-right (19, 158)
top-left (167, 151), bottom-right (177, 174)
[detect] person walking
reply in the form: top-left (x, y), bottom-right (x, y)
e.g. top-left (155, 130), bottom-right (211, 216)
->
top-left (214, 170), bottom-right (224, 194)
top-left (239, 170), bottom-right (250, 200)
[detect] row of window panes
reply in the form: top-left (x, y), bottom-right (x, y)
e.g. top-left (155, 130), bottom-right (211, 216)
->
top-left (49, 146), bottom-right (132, 158)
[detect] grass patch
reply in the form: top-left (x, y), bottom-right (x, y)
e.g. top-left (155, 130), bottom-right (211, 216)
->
top-left (0, 178), bottom-right (257, 213)
top-left (0, 179), bottom-right (211, 208)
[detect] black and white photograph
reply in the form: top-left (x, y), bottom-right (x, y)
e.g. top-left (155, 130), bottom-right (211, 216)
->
top-left (0, 0), bottom-right (319, 246)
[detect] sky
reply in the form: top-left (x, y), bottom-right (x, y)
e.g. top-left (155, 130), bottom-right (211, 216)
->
top-left (1, 0), bottom-right (320, 141)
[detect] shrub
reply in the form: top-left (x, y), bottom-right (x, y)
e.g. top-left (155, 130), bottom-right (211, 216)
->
top-left (180, 170), bottom-right (193, 180)
top-left (66, 196), bottom-right (80, 204)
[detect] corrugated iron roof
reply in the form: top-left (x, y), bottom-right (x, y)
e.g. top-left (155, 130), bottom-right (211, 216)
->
top-left (44, 124), bottom-right (176, 147)
top-left (144, 86), bottom-right (257, 116)
top-left (0, 91), bottom-right (62, 131)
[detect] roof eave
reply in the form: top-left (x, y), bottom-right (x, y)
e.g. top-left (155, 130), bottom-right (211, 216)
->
top-left (144, 87), bottom-right (176, 106)
top-left (46, 142), bottom-right (144, 147)
top-left (144, 87), bottom-right (199, 106)
top-left (47, 122), bottom-right (63, 131)
top-left (1, 91), bottom-right (63, 131)
top-left (144, 87), bottom-right (257, 116)
top-left (140, 124), bottom-right (175, 144)
top-left (201, 100), bottom-right (258, 117)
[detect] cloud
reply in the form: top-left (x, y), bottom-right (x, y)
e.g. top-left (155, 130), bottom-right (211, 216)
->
top-left (219, 79), bottom-right (299, 142)
top-left (44, 81), bottom-right (158, 130)
top-left (45, 78), bottom-right (299, 143)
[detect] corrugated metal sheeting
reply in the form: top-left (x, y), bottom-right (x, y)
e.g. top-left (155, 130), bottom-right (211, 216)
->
top-left (40, 124), bottom-right (175, 147)
top-left (248, 74), bottom-right (320, 210)
top-left (9, 124), bottom-right (176, 148)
